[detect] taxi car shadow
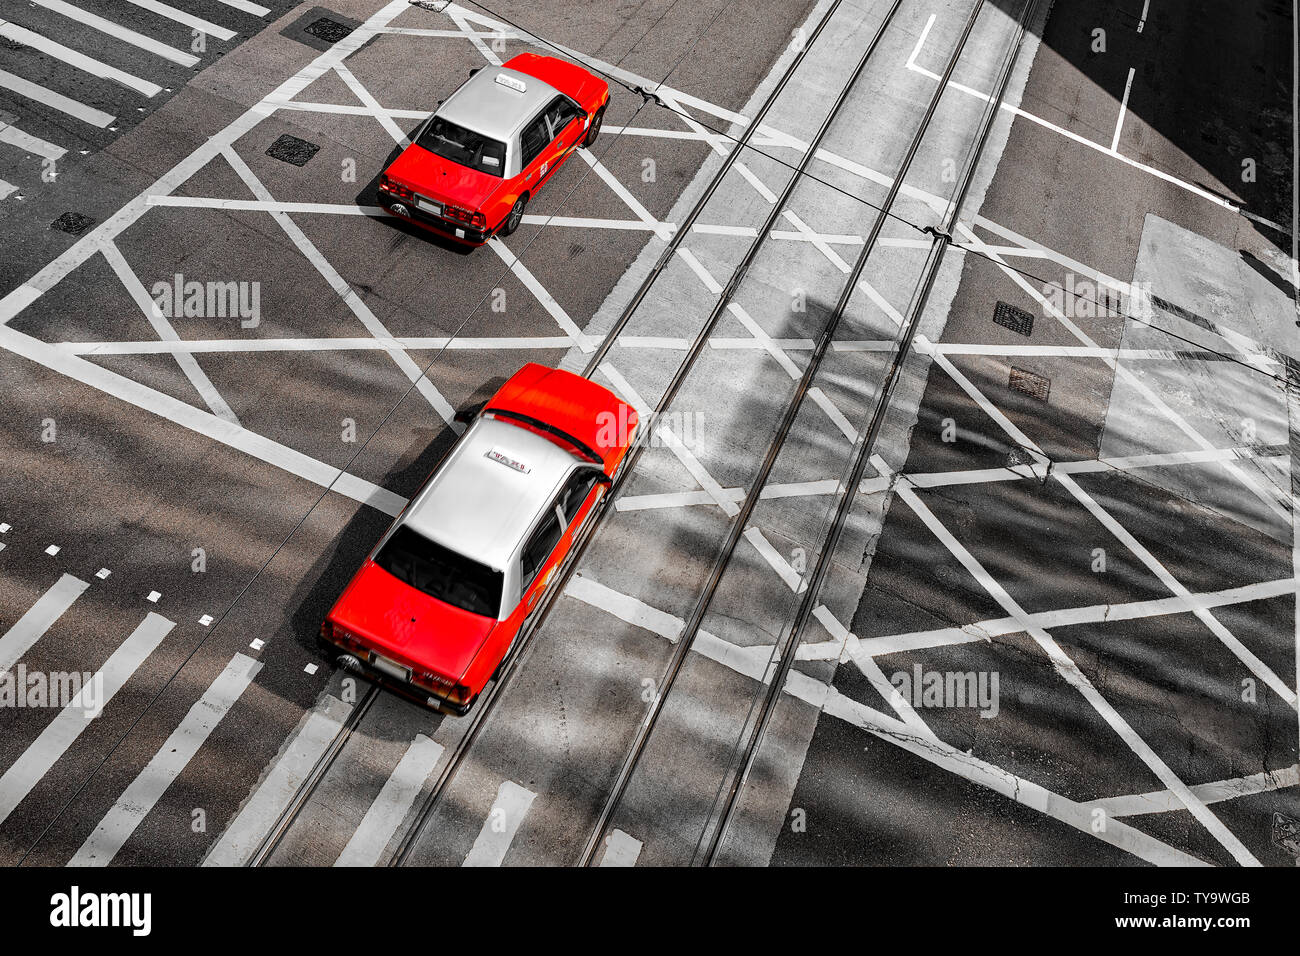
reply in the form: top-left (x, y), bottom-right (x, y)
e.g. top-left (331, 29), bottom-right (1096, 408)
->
top-left (356, 147), bottom-right (477, 257)
top-left (287, 422), bottom-right (464, 666)
top-left (288, 374), bottom-right (509, 667)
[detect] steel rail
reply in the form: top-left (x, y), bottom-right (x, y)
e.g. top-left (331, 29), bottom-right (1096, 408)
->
top-left (576, 0), bottom-right (981, 868)
top-left (699, 0), bottom-right (1041, 866)
top-left (389, 0), bottom-right (903, 866)
top-left (245, 684), bottom-right (380, 866)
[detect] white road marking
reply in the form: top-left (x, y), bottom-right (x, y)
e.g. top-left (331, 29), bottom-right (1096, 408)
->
top-left (568, 572), bottom-right (1206, 866)
top-left (29, 0), bottom-right (199, 67)
top-left (0, 612), bottom-right (175, 826)
top-left (335, 734), bottom-right (445, 867)
top-left (61, 334), bottom-right (575, 355)
top-left (0, 122), bottom-right (65, 162)
top-left (0, 574), bottom-right (89, 673)
top-left (897, 484), bottom-right (1261, 866)
top-left (0, 68), bottom-right (114, 127)
top-left (462, 780), bottom-right (535, 866)
top-left (1137, 0), bottom-right (1150, 32)
top-left (334, 62), bottom-right (409, 147)
top-left (0, 21), bottom-right (161, 97)
top-left (862, 576), bottom-right (1299, 657)
top-left (70, 652), bottom-right (262, 865)
top-left (121, 0), bottom-right (237, 42)
top-left (212, 0), bottom-right (269, 16)
top-left (1094, 764), bottom-right (1299, 818)
top-left (220, 145), bottom-right (458, 427)
top-left (0, 178), bottom-right (16, 200)
top-left (1110, 67), bottom-right (1135, 153)
top-left (101, 240), bottom-right (240, 425)
top-left (905, 15), bottom-right (1266, 223)
top-left (0, 323), bottom-right (406, 517)
top-left (203, 694), bottom-right (351, 866)
top-left (487, 239), bottom-right (589, 348)
top-left (597, 829), bottom-right (643, 866)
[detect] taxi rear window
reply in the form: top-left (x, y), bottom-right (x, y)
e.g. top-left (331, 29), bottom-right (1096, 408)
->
top-left (416, 117), bottom-right (506, 176)
top-left (375, 526), bottom-right (503, 618)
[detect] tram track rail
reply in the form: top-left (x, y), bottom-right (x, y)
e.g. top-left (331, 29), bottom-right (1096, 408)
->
top-left (240, 0), bottom-right (878, 867)
top-left (576, 0), bottom-right (1007, 868)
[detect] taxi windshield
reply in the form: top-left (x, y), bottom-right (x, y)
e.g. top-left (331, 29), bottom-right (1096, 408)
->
top-left (375, 526), bottom-right (502, 618)
top-left (415, 117), bottom-right (506, 177)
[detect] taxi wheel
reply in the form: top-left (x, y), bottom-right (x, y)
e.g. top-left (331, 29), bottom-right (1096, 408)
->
top-left (583, 107), bottom-right (605, 147)
top-left (500, 195), bottom-right (527, 237)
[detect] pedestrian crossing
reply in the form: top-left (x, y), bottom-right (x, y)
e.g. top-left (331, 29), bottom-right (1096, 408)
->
top-left (0, 554), bottom-right (648, 865)
top-left (0, 0), bottom-right (273, 198)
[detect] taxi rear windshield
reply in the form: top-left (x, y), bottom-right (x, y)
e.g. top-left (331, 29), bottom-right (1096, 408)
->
top-left (375, 526), bottom-right (502, 618)
top-left (416, 117), bottom-right (506, 176)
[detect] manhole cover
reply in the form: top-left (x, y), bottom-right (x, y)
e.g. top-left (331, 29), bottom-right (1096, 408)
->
top-left (1272, 811), bottom-right (1300, 856)
top-left (1008, 366), bottom-right (1050, 402)
top-left (993, 300), bottom-right (1034, 336)
top-left (266, 133), bottom-right (320, 167)
top-left (50, 212), bottom-right (96, 236)
top-left (305, 17), bottom-right (353, 43)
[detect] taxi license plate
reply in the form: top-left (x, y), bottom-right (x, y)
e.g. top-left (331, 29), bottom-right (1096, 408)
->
top-left (416, 197), bottom-right (443, 216)
top-left (370, 654), bottom-right (411, 683)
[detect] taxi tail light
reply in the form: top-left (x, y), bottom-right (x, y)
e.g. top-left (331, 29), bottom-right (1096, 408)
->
top-left (471, 211), bottom-right (486, 229)
top-left (381, 175), bottom-right (413, 200)
top-left (319, 619), bottom-right (333, 641)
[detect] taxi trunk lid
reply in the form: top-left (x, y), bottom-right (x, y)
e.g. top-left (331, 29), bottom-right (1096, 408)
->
top-left (385, 142), bottom-right (501, 215)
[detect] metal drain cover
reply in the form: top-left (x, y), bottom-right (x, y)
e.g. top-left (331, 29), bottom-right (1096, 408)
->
top-left (993, 300), bottom-right (1034, 336)
top-left (266, 133), bottom-right (320, 167)
top-left (1008, 366), bottom-right (1050, 402)
top-left (51, 212), bottom-right (96, 236)
top-left (305, 17), bottom-right (353, 43)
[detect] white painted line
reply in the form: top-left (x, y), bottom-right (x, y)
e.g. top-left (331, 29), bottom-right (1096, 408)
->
top-left (0, 179), bottom-right (16, 200)
top-left (462, 780), bottom-right (535, 866)
top-left (1137, 0), bottom-right (1150, 32)
top-left (29, 0), bottom-right (199, 67)
top-left (333, 63), bottom-right (408, 147)
top-left (0, 325), bottom-right (405, 519)
top-left (198, 614), bottom-right (213, 626)
top-left (61, 333), bottom-right (575, 355)
top-left (95, 568), bottom-right (110, 579)
top-left (212, 0), bottom-right (270, 16)
top-left (1111, 67), bottom-right (1135, 153)
top-left (220, 146), bottom-right (457, 427)
top-left (203, 694), bottom-right (351, 866)
top-left (597, 828), bottom-right (642, 866)
top-left (121, 0), bottom-right (237, 42)
top-left (71, 652), bottom-right (262, 865)
top-left (0, 123), bottom-right (66, 162)
top-left (146, 591), bottom-right (160, 603)
top-left (898, 485), bottom-right (1261, 866)
top-left (0, 68), bottom-right (114, 127)
top-left (335, 734), bottom-right (445, 867)
top-left (0, 612), bottom-right (175, 826)
top-left (101, 240), bottom-right (240, 426)
top-left (863, 577), bottom-right (1300, 658)
top-left (1094, 764), bottom-right (1299, 818)
top-left (303, 663), bottom-right (318, 675)
top-left (44, 544), bottom-right (60, 556)
top-left (488, 238), bottom-right (588, 348)
top-left (0, 574), bottom-right (89, 673)
top-left (248, 638), bottom-right (263, 650)
top-left (0, 22), bottom-right (162, 97)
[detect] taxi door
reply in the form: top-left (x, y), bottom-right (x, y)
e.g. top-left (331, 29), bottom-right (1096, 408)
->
top-left (535, 95), bottom-right (587, 190)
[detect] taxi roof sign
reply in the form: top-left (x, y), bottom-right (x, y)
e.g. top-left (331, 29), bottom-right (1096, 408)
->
top-left (494, 73), bottom-right (527, 93)
top-left (485, 447), bottom-right (530, 474)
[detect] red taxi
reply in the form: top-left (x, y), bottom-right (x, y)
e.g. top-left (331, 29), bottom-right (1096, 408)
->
top-left (377, 53), bottom-right (610, 244)
top-left (320, 364), bottom-right (636, 714)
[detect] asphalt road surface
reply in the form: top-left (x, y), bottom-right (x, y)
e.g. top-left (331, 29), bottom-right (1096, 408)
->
top-left (0, 0), bottom-right (1296, 869)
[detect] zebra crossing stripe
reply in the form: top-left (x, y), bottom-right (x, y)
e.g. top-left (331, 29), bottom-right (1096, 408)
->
top-left (69, 653), bottom-right (262, 865)
top-left (0, 573), bottom-right (88, 673)
top-left (335, 734), bottom-right (445, 867)
top-left (0, 612), bottom-right (174, 826)
top-left (462, 780), bottom-right (535, 866)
